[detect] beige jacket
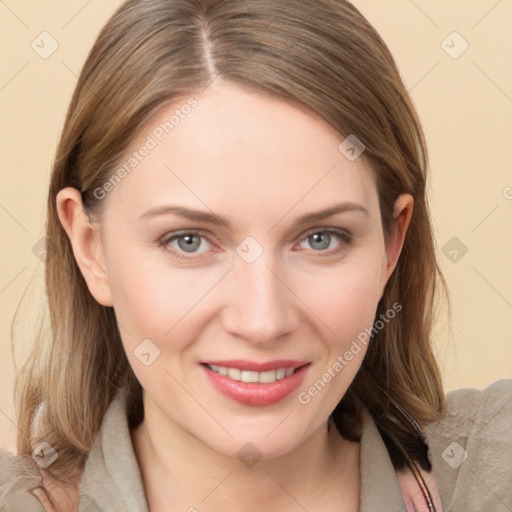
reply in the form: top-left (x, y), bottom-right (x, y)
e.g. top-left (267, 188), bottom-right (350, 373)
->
top-left (1, 378), bottom-right (511, 511)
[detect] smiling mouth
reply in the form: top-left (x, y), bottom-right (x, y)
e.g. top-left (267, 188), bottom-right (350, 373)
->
top-left (200, 362), bottom-right (311, 406)
top-left (203, 364), bottom-right (304, 384)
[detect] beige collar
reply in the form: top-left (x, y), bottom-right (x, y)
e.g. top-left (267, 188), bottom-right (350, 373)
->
top-left (79, 392), bottom-right (410, 511)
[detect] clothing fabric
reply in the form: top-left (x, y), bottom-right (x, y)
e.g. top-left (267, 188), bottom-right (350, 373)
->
top-left (1, 378), bottom-right (511, 511)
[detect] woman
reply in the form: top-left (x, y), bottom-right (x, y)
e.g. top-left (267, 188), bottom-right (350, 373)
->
top-left (1, 0), bottom-right (511, 511)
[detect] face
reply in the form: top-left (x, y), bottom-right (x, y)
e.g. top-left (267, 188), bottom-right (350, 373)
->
top-left (63, 80), bottom-right (411, 460)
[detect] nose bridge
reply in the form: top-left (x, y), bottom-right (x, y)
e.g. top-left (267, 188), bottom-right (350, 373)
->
top-left (222, 247), bottom-right (296, 343)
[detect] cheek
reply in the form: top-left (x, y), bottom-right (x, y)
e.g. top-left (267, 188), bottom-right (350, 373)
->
top-left (104, 227), bottom-right (384, 351)
top-left (104, 244), bottom-right (224, 345)
top-left (102, 243), bottom-right (182, 336)
top-left (295, 255), bottom-right (383, 338)
top-left (104, 252), bottom-right (202, 389)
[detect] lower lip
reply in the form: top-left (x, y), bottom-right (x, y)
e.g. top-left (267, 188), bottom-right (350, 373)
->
top-left (201, 363), bottom-right (310, 406)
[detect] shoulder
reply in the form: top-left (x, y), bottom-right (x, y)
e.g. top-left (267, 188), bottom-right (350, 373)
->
top-left (0, 449), bottom-right (80, 512)
top-left (447, 377), bottom-right (511, 416)
top-left (424, 378), bottom-right (512, 511)
top-left (427, 378), bottom-right (512, 438)
top-left (0, 448), bottom-right (47, 511)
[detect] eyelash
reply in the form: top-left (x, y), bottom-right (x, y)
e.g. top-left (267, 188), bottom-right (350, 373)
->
top-left (158, 228), bottom-right (352, 261)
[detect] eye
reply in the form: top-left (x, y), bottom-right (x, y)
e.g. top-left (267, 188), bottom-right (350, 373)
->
top-left (159, 228), bottom-right (351, 260)
top-left (297, 229), bottom-right (351, 253)
top-left (160, 231), bottom-right (211, 257)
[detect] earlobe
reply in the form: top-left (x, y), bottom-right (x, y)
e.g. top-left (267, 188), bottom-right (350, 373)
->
top-left (55, 187), bottom-right (113, 307)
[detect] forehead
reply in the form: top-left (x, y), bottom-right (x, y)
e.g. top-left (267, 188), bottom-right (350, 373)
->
top-left (106, 81), bottom-right (378, 225)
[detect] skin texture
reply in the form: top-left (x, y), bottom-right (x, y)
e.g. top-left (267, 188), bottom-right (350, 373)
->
top-left (57, 80), bottom-right (413, 512)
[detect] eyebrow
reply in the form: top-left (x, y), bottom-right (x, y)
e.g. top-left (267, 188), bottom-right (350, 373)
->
top-left (139, 202), bottom-right (369, 229)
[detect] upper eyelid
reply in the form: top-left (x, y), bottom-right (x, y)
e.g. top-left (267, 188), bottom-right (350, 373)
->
top-left (300, 227), bottom-right (350, 238)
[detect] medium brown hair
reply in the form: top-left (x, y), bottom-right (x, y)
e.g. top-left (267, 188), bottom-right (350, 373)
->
top-left (10, 0), bottom-right (447, 496)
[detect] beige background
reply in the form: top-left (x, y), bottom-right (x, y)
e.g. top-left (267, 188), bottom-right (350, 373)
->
top-left (1, 1), bottom-right (511, 454)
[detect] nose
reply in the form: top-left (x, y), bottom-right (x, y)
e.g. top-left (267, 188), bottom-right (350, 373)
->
top-left (220, 251), bottom-right (299, 346)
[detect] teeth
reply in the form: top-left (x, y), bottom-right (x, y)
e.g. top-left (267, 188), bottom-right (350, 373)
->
top-left (227, 368), bottom-right (241, 380)
top-left (207, 365), bottom-right (298, 383)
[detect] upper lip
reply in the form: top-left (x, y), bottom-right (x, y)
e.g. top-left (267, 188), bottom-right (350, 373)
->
top-left (201, 360), bottom-right (310, 372)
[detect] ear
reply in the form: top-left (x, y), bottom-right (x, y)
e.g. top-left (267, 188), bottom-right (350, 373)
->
top-left (55, 187), bottom-right (113, 307)
top-left (379, 193), bottom-right (414, 296)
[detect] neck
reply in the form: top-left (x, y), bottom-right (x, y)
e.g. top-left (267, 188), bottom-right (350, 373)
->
top-left (130, 394), bottom-right (360, 512)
